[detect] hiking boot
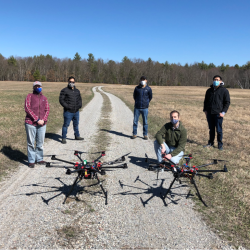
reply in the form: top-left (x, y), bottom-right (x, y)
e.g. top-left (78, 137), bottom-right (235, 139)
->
top-left (75, 136), bottom-right (84, 140)
top-left (37, 161), bottom-right (46, 165)
top-left (61, 138), bottom-right (67, 144)
top-left (143, 135), bottom-right (148, 140)
top-left (203, 143), bottom-right (214, 148)
top-left (28, 163), bottom-right (35, 168)
top-left (131, 135), bottom-right (137, 139)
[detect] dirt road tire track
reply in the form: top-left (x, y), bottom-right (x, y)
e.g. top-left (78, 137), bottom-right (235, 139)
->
top-left (0, 86), bottom-right (230, 249)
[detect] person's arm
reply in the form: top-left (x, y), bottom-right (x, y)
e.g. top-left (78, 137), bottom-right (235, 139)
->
top-left (133, 88), bottom-right (136, 101)
top-left (148, 87), bottom-right (152, 102)
top-left (59, 89), bottom-right (69, 109)
top-left (42, 97), bottom-right (50, 122)
top-left (170, 128), bottom-right (187, 157)
top-left (24, 94), bottom-right (39, 122)
top-left (222, 89), bottom-right (230, 114)
top-left (78, 90), bottom-right (82, 110)
top-left (203, 89), bottom-right (209, 116)
top-left (155, 124), bottom-right (167, 145)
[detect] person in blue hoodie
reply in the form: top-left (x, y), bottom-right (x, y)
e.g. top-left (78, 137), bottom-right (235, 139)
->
top-left (132, 76), bottom-right (153, 140)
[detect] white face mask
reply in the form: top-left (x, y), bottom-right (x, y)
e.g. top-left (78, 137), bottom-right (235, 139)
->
top-left (140, 80), bottom-right (146, 85)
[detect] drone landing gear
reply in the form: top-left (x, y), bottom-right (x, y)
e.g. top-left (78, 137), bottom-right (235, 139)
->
top-left (63, 173), bottom-right (108, 205)
top-left (162, 177), bottom-right (177, 200)
top-left (162, 176), bottom-right (208, 207)
top-left (191, 178), bottom-right (207, 207)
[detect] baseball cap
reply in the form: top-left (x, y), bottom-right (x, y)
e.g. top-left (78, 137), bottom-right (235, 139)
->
top-left (33, 81), bottom-right (42, 87)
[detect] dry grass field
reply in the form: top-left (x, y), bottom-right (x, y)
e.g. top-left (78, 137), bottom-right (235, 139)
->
top-left (103, 84), bottom-right (250, 248)
top-left (0, 82), bottom-right (249, 248)
top-left (0, 81), bottom-right (96, 179)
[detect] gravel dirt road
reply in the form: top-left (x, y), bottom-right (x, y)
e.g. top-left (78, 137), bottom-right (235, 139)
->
top-left (0, 87), bottom-right (231, 249)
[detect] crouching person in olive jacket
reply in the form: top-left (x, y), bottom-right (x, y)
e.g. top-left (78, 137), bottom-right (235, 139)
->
top-left (154, 110), bottom-right (187, 164)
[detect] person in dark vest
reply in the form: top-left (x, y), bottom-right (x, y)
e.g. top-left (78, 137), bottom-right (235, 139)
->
top-left (24, 81), bottom-right (50, 168)
top-left (132, 76), bottom-right (153, 140)
top-left (203, 75), bottom-right (230, 150)
top-left (59, 76), bottom-right (84, 144)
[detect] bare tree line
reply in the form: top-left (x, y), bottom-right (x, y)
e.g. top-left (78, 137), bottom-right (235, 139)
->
top-left (1, 53), bottom-right (250, 88)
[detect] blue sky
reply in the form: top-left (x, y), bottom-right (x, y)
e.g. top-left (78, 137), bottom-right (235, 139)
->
top-left (0, 0), bottom-right (249, 66)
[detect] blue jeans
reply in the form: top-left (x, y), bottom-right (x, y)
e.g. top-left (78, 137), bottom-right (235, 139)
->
top-left (62, 111), bottom-right (80, 139)
top-left (133, 108), bottom-right (148, 136)
top-left (25, 123), bottom-right (46, 163)
top-left (154, 140), bottom-right (184, 164)
top-left (206, 113), bottom-right (223, 148)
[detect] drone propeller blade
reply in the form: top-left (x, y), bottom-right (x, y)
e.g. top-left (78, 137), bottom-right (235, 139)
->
top-left (183, 153), bottom-right (193, 157)
top-left (103, 152), bottom-right (131, 165)
top-left (210, 159), bottom-right (228, 162)
top-left (44, 154), bottom-right (65, 157)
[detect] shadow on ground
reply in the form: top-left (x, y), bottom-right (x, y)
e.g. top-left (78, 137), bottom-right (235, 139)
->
top-left (115, 175), bottom-right (191, 207)
top-left (100, 129), bottom-right (144, 139)
top-left (16, 177), bottom-right (106, 205)
top-left (187, 138), bottom-right (203, 146)
top-left (128, 155), bottom-right (157, 169)
top-left (0, 146), bottom-right (28, 166)
top-left (45, 133), bottom-right (61, 142)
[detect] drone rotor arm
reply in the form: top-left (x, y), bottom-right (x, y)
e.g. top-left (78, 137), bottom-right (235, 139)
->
top-left (102, 163), bottom-right (128, 169)
top-left (195, 162), bottom-right (215, 169)
top-left (51, 156), bottom-right (75, 165)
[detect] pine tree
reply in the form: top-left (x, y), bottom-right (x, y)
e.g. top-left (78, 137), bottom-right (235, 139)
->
top-left (33, 70), bottom-right (40, 81)
top-left (74, 52), bottom-right (81, 61)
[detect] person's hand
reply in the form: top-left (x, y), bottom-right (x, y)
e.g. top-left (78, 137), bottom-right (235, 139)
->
top-left (204, 111), bottom-right (207, 117)
top-left (165, 154), bottom-right (172, 160)
top-left (38, 120), bottom-right (44, 126)
top-left (161, 144), bottom-right (166, 154)
top-left (219, 113), bottom-right (224, 117)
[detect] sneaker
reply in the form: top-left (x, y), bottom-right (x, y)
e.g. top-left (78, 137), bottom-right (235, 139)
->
top-left (75, 136), bottom-right (84, 140)
top-left (144, 135), bottom-right (148, 140)
top-left (203, 143), bottom-right (214, 148)
top-left (28, 163), bottom-right (35, 168)
top-left (131, 135), bottom-right (137, 139)
top-left (218, 147), bottom-right (223, 151)
top-left (61, 138), bottom-right (67, 144)
top-left (37, 161), bottom-right (46, 165)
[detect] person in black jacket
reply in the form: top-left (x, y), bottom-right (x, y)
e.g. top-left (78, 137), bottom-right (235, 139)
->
top-left (203, 75), bottom-right (230, 150)
top-left (59, 76), bottom-right (84, 144)
top-left (132, 76), bottom-right (153, 140)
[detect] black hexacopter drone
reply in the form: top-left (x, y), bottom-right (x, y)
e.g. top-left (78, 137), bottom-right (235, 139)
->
top-left (145, 153), bottom-right (228, 206)
top-left (46, 151), bottom-right (130, 204)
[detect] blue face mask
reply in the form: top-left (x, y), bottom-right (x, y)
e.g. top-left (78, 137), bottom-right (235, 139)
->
top-left (171, 119), bottom-right (179, 125)
top-left (213, 81), bottom-right (220, 87)
top-left (35, 87), bottom-right (42, 93)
